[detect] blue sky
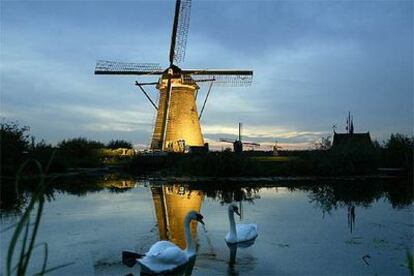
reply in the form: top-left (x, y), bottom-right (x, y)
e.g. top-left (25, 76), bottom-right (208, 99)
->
top-left (1, 0), bottom-right (412, 150)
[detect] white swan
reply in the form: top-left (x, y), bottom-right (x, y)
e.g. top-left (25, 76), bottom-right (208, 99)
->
top-left (225, 203), bottom-right (258, 244)
top-left (138, 210), bottom-right (204, 274)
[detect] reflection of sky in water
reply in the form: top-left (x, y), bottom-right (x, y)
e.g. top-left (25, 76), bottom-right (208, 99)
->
top-left (1, 182), bottom-right (412, 275)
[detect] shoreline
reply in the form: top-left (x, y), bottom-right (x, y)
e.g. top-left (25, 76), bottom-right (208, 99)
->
top-left (1, 166), bottom-right (408, 184)
top-left (139, 174), bottom-right (404, 183)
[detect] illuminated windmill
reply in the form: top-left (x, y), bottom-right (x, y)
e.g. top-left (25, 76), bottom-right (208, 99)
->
top-left (220, 122), bottom-right (260, 153)
top-left (95, 0), bottom-right (253, 152)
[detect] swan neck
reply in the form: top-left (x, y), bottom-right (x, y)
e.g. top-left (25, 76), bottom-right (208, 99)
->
top-left (184, 215), bottom-right (194, 254)
top-left (228, 208), bottom-right (237, 239)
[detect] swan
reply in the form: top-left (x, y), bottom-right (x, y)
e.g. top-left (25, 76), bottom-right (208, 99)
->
top-left (137, 210), bottom-right (204, 274)
top-left (225, 203), bottom-right (258, 244)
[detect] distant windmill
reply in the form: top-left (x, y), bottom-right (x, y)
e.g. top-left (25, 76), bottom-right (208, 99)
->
top-left (220, 123), bottom-right (260, 153)
top-left (272, 140), bottom-right (282, 156)
top-left (95, 0), bottom-right (253, 152)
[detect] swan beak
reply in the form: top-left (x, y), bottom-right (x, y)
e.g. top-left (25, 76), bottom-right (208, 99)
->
top-left (196, 213), bottom-right (205, 225)
top-left (234, 210), bottom-right (241, 217)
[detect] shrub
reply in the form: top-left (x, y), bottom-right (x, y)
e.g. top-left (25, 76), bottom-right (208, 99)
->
top-left (0, 121), bottom-right (31, 176)
top-left (106, 139), bottom-right (133, 149)
top-left (57, 137), bottom-right (105, 168)
top-left (383, 133), bottom-right (413, 170)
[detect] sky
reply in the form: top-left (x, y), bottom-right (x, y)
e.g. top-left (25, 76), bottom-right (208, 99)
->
top-left (0, 0), bottom-right (412, 150)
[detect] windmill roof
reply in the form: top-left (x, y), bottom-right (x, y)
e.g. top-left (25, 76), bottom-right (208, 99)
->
top-left (332, 132), bottom-right (373, 149)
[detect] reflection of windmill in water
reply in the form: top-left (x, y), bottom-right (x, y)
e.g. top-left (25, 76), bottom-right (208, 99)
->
top-left (95, 0), bottom-right (253, 152)
top-left (150, 185), bottom-right (203, 249)
top-left (347, 203), bottom-right (356, 233)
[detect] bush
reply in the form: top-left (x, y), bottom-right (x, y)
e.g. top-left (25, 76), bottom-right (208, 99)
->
top-left (106, 139), bottom-right (133, 149)
top-left (28, 140), bottom-right (67, 173)
top-left (383, 133), bottom-right (413, 170)
top-left (57, 137), bottom-right (105, 168)
top-left (1, 121), bottom-right (31, 176)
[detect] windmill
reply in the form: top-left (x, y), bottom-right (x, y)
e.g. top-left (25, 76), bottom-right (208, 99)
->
top-left (220, 123), bottom-right (260, 153)
top-left (271, 140), bottom-right (284, 156)
top-left (94, 0), bottom-right (253, 152)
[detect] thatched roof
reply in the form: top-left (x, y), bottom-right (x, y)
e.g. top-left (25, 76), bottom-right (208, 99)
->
top-left (332, 132), bottom-right (373, 150)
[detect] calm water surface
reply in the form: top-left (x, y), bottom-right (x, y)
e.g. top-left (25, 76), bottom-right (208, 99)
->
top-left (1, 179), bottom-right (413, 275)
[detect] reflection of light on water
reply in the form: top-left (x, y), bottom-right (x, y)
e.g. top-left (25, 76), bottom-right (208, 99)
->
top-left (151, 184), bottom-right (203, 249)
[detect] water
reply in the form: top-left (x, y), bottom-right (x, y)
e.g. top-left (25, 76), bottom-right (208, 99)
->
top-left (1, 178), bottom-right (413, 275)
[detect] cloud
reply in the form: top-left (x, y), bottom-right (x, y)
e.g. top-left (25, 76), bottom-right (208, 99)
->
top-left (202, 124), bottom-right (325, 139)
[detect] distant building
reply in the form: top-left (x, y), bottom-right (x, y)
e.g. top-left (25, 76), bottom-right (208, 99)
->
top-left (331, 112), bottom-right (374, 151)
top-left (332, 132), bottom-right (374, 150)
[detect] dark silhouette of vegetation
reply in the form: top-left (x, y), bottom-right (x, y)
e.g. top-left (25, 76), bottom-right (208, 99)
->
top-left (106, 139), bottom-right (133, 149)
top-left (57, 137), bottom-right (105, 168)
top-left (1, 121), bottom-right (31, 176)
top-left (58, 137), bottom-right (104, 155)
top-left (0, 121), bottom-right (134, 181)
top-left (408, 250), bottom-right (414, 276)
top-left (5, 155), bottom-right (73, 275)
top-left (124, 133), bottom-right (413, 178)
top-left (315, 136), bottom-right (332, 150)
top-left (175, 152), bottom-right (260, 177)
top-left (1, 120), bottom-right (412, 179)
top-left (302, 146), bottom-right (379, 176)
top-left (127, 152), bottom-right (261, 177)
top-left (382, 133), bottom-right (413, 171)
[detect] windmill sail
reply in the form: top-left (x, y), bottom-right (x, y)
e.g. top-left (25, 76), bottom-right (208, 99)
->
top-left (169, 0), bottom-right (192, 65)
top-left (243, 142), bottom-right (260, 147)
top-left (183, 69), bottom-right (253, 86)
top-left (175, 0), bottom-right (191, 63)
top-left (95, 60), bottom-right (163, 75)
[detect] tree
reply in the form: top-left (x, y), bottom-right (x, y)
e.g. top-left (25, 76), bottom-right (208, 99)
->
top-left (0, 121), bottom-right (31, 176)
top-left (56, 138), bottom-right (105, 168)
top-left (106, 139), bottom-right (133, 149)
top-left (315, 136), bottom-right (332, 150)
top-left (384, 133), bottom-right (414, 170)
top-left (58, 137), bottom-right (104, 160)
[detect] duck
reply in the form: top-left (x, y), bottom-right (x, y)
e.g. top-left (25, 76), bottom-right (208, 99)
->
top-left (137, 210), bottom-right (204, 274)
top-left (225, 203), bottom-right (258, 244)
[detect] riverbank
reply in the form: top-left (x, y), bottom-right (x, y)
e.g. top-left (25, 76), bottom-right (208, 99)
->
top-left (3, 163), bottom-right (409, 183)
top-left (139, 174), bottom-right (407, 183)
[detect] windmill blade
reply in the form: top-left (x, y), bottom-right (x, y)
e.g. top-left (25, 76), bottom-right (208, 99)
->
top-left (182, 69), bottom-right (253, 87)
top-left (95, 60), bottom-right (163, 75)
top-left (243, 142), bottom-right (260, 147)
top-left (169, 0), bottom-right (192, 65)
top-left (220, 138), bottom-right (235, 144)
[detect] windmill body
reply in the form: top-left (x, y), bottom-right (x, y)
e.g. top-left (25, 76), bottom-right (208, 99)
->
top-left (151, 71), bottom-right (204, 151)
top-left (95, 0), bottom-right (253, 152)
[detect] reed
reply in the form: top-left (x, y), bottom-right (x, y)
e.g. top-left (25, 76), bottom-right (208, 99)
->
top-left (407, 250), bottom-right (414, 276)
top-left (6, 151), bottom-right (73, 275)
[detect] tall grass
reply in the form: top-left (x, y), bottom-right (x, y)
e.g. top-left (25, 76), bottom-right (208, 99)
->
top-left (5, 152), bottom-right (73, 275)
top-left (407, 250), bottom-right (414, 276)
